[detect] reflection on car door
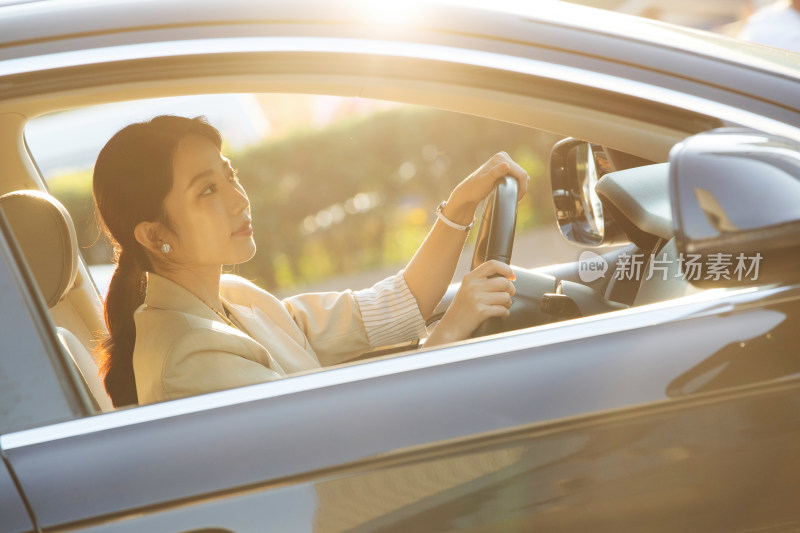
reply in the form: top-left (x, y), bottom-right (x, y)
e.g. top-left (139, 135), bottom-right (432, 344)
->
top-left (3, 284), bottom-right (800, 532)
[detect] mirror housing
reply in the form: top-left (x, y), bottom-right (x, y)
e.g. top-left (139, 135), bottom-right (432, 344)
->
top-left (670, 128), bottom-right (800, 287)
top-left (550, 138), bottom-right (626, 246)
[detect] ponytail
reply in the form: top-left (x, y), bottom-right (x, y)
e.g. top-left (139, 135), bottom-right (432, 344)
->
top-left (98, 249), bottom-right (147, 406)
top-left (93, 115), bottom-right (222, 407)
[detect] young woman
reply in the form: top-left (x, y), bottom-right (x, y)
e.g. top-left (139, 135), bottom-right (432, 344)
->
top-left (93, 115), bottom-right (528, 407)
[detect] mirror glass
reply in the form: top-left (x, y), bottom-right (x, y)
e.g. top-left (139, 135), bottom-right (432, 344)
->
top-left (551, 138), bottom-right (627, 246)
top-left (574, 143), bottom-right (605, 240)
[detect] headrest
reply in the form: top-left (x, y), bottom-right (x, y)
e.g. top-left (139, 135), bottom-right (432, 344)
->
top-left (0, 190), bottom-right (79, 307)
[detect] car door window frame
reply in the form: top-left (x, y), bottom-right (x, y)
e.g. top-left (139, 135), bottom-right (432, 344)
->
top-left (0, 207), bottom-right (92, 435)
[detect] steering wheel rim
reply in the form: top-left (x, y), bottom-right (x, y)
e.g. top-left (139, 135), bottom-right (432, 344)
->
top-left (470, 176), bottom-right (519, 338)
top-left (471, 176), bottom-right (518, 270)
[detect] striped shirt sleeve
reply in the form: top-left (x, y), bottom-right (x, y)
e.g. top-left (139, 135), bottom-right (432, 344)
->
top-left (353, 269), bottom-right (427, 349)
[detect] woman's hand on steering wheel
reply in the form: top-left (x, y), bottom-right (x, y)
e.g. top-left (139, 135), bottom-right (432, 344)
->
top-left (443, 152), bottom-right (530, 225)
top-left (425, 260), bottom-right (516, 347)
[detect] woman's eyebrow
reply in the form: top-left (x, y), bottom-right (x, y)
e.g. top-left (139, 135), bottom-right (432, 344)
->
top-left (186, 169), bottom-right (215, 190)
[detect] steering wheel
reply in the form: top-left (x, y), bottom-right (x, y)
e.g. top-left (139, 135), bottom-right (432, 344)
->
top-left (471, 176), bottom-right (518, 337)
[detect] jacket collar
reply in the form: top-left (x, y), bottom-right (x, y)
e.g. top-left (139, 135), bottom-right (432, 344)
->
top-left (142, 270), bottom-right (276, 361)
top-left (144, 271), bottom-right (220, 322)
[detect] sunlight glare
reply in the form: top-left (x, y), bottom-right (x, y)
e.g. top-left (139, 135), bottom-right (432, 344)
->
top-left (353, 0), bottom-right (427, 27)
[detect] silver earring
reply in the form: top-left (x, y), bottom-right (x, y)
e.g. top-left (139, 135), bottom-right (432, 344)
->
top-left (161, 243), bottom-right (171, 254)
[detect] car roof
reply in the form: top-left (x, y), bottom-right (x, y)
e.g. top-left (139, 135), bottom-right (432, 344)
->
top-left (0, 0), bottom-right (797, 80)
top-left (0, 0), bottom-right (797, 134)
top-left (456, 0), bottom-right (800, 74)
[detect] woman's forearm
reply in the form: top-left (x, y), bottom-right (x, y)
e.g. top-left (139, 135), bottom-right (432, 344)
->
top-left (403, 198), bottom-right (476, 320)
top-left (402, 153), bottom-right (529, 322)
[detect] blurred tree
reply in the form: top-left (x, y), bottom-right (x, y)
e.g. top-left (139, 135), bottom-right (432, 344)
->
top-left (232, 106), bottom-right (558, 290)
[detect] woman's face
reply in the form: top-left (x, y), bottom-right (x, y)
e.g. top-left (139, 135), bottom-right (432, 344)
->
top-left (159, 134), bottom-right (256, 267)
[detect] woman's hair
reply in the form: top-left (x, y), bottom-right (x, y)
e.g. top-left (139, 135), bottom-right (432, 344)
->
top-left (93, 115), bottom-right (222, 407)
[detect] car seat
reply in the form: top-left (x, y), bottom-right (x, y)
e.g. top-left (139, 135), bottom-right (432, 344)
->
top-left (0, 189), bottom-right (114, 412)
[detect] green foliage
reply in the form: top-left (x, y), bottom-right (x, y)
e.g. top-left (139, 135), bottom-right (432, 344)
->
top-left (231, 106), bottom-right (558, 290)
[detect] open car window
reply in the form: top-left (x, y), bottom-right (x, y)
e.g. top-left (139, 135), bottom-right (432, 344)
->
top-left (25, 93), bottom-right (578, 302)
top-left (21, 91), bottom-right (728, 413)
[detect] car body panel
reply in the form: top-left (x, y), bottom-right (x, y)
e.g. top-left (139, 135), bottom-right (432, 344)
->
top-left (11, 381), bottom-right (800, 533)
top-left (0, 0), bottom-right (796, 79)
top-left (2, 283), bottom-right (799, 530)
top-left (0, 457), bottom-right (33, 533)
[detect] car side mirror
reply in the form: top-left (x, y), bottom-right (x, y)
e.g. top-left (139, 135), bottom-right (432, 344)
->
top-left (550, 138), bottom-right (625, 246)
top-left (670, 128), bottom-right (800, 288)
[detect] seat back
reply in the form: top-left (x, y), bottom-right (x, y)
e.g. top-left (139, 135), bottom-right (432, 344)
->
top-left (0, 189), bottom-right (114, 412)
top-left (57, 327), bottom-right (114, 412)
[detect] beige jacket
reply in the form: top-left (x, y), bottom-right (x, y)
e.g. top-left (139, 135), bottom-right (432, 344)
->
top-left (132, 271), bottom-right (426, 405)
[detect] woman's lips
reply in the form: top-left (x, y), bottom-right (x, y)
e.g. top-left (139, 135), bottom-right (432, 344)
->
top-left (232, 220), bottom-right (253, 236)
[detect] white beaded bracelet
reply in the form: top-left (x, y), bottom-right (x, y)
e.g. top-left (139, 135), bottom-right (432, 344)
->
top-left (436, 201), bottom-right (474, 231)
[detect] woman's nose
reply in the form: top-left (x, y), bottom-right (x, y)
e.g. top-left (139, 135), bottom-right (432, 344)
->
top-left (229, 182), bottom-right (249, 214)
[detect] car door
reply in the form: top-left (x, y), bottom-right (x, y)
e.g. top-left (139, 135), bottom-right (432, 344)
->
top-left (316, 291), bottom-right (800, 533)
top-left (3, 194), bottom-right (799, 533)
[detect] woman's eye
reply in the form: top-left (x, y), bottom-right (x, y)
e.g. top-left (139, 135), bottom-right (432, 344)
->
top-left (199, 167), bottom-right (238, 196)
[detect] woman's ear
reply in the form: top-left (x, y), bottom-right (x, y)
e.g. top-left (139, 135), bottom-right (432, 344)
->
top-left (133, 221), bottom-right (165, 255)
